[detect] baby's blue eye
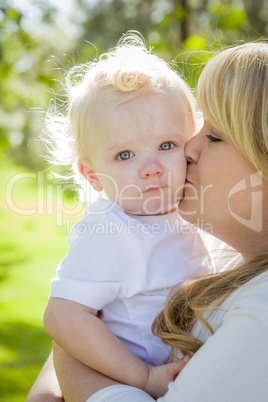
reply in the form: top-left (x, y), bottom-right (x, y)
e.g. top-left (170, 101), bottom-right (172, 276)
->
top-left (117, 150), bottom-right (134, 160)
top-left (159, 142), bottom-right (175, 151)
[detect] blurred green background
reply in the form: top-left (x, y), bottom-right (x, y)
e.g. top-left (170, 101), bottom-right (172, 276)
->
top-left (0, 0), bottom-right (267, 400)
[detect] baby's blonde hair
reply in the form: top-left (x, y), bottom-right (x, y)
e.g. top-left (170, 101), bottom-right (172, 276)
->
top-left (43, 32), bottom-right (198, 201)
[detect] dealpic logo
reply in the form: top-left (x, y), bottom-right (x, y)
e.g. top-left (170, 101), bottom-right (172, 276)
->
top-left (228, 171), bottom-right (263, 233)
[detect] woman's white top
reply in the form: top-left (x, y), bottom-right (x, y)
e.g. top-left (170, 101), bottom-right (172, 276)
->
top-left (87, 270), bottom-right (268, 402)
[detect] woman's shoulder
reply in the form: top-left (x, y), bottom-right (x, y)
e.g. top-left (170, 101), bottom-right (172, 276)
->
top-left (234, 269), bottom-right (268, 297)
top-left (225, 270), bottom-right (268, 320)
top-left (193, 270), bottom-right (268, 349)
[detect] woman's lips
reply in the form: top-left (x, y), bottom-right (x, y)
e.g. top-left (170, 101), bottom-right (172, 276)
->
top-left (185, 178), bottom-right (192, 184)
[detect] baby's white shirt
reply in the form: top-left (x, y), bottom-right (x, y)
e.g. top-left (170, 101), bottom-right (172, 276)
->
top-left (49, 198), bottom-right (240, 366)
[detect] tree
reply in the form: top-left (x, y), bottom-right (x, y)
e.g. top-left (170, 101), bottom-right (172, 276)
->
top-left (1, 0), bottom-right (265, 169)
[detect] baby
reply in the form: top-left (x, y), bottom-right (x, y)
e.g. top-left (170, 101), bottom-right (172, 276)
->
top-left (43, 33), bottom-right (214, 398)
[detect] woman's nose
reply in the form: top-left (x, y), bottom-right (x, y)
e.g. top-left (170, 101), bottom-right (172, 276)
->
top-left (185, 132), bottom-right (201, 164)
top-left (139, 160), bottom-right (164, 178)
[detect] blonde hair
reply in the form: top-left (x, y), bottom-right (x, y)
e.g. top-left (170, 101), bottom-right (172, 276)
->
top-left (153, 42), bottom-right (268, 357)
top-left (43, 31), bottom-right (198, 200)
top-left (198, 42), bottom-right (268, 180)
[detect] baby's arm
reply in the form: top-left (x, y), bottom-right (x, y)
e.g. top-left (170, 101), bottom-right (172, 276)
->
top-left (44, 298), bottom-right (189, 398)
top-left (145, 356), bottom-right (191, 399)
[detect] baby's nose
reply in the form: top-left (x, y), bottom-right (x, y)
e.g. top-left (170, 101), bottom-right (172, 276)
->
top-left (139, 160), bottom-right (164, 178)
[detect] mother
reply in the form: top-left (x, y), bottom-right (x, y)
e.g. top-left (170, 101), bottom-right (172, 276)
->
top-left (27, 41), bottom-right (268, 401)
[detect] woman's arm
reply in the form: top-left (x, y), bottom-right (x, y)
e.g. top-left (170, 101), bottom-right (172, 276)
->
top-left (53, 343), bottom-right (190, 402)
top-left (25, 346), bottom-right (120, 402)
top-left (26, 352), bottom-right (63, 402)
top-left (53, 343), bottom-right (119, 402)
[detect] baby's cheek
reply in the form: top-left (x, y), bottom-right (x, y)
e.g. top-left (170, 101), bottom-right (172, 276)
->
top-left (176, 152), bottom-right (187, 181)
top-left (171, 162), bottom-right (187, 201)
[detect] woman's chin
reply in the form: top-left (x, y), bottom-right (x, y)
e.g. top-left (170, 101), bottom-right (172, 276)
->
top-left (178, 199), bottom-right (198, 222)
top-left (180, 212), bottom-right (199, 227)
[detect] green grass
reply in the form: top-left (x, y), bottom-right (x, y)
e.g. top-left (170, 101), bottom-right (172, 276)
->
top-left (0, 158), bottom-right (83, 401)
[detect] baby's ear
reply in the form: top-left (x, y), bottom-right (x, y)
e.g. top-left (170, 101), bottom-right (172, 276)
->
top-left (78, 159), bottom-right (103, 192)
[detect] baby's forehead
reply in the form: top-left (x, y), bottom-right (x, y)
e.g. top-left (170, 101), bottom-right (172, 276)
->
top-left (82, 88), bottom-right (193, 153)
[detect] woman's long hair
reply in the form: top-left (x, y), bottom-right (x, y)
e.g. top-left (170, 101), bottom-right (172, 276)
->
top-left (153, 254), bottom-right (268, 357)
top-left (153, 42), bottom-right (268, 357)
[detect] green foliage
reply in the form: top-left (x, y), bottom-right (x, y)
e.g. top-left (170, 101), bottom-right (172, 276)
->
top-left (0, 2), bottom-right (76, 168)
top-left (1, 0), bottom-right (266, 170)
top-left (0, 158), bottom-right (83, 400)
top-left (211, 4), bottom-right (247, 31)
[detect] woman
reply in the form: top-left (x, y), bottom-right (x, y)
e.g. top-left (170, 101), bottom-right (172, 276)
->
top-left (27, 41), bottom-right (268, 401)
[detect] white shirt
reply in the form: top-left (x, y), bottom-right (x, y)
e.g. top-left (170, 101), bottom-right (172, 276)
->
top-left (87, 270), bottom-right (268, 402)
top-left (49, 198), bottom-right (238, 366)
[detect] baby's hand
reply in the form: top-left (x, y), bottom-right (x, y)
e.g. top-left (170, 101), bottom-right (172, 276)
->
top-left (144, 355), bottom-right (191, 399)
